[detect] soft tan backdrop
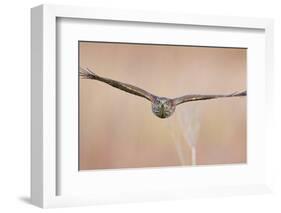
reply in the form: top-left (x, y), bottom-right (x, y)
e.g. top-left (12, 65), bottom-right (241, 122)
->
top-left (79, 42), bottom-right (246, 170)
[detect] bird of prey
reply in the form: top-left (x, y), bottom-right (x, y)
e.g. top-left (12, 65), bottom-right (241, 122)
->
top-left (80, 67), bottom-right (246, 119)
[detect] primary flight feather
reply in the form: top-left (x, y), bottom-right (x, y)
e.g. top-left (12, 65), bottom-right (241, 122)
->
top-left (80, 67), bottom-right (246, 119)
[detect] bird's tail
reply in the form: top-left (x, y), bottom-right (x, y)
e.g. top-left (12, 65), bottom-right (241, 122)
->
top-left (79, 67), bottom-right (99, 79)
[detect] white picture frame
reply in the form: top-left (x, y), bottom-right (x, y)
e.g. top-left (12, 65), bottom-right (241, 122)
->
top-left (31, 4), bottom-right (274, 208)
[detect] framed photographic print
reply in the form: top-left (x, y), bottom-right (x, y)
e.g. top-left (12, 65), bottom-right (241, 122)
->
top-left (31, 4), bottom-right (274, 208)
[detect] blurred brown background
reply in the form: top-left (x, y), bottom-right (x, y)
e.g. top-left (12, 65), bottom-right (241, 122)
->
top-left (79, 42), bottom-right (246, 170)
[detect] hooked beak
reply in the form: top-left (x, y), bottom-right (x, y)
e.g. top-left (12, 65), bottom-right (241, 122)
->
top-left (160, 104), bottom-right (165, 118)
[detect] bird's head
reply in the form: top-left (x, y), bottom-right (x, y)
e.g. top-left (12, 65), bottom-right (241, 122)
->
top-left (151, 97), bottom-right (176, 119)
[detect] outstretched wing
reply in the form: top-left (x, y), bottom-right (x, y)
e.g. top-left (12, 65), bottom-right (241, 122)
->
top-left (173, 91), bottom-right (246, 106)
top-left (80, 67), bottom-right (156, 102)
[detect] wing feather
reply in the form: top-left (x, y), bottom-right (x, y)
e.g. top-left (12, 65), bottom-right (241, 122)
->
top-left (80, 67), bottom-right (155, 102)
top-left (173, 91), bottom-right (246, 106)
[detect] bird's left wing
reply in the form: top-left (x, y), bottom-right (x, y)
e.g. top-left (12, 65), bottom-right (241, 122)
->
top-left (80, 67), bottom-right (156, 102)
top-left (172, 91), bottom-right (246, 106)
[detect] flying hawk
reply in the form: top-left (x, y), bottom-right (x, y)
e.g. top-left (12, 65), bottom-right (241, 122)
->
top-left (80, 68), bottom-right (246, 119)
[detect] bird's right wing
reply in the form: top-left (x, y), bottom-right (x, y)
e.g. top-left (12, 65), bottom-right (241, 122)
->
top-left (80, 67), bottom-right (156, 102)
